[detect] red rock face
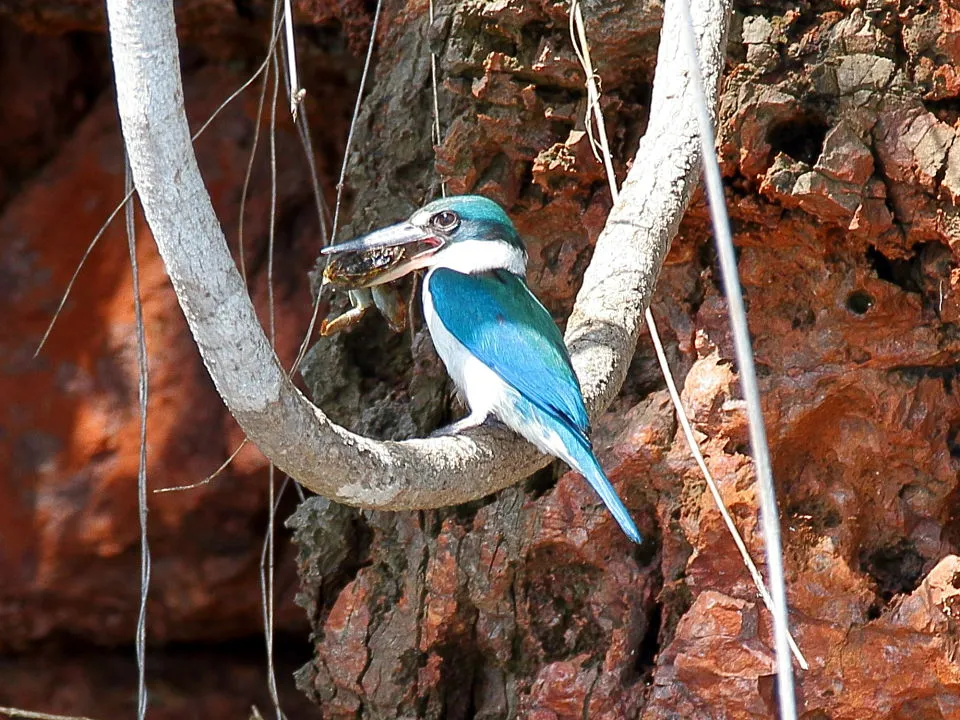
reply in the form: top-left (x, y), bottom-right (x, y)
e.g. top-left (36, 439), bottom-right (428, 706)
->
top-left (0, 58), bottom-right (328, 649)
top-left (3, 1), bottom-right (960, 719)
top-left (643, 4), bottom-right (960, 717)
top-left (0, 10), bottom-right (354, 713)
top-left (295, 2), bottom-right (960, 718)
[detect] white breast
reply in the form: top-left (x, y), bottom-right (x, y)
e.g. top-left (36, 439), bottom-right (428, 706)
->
top-left (421, 269), bottom-right (572, 465)
top-left (421, 277), bottom-right (639, 539)
top-left (422, 268), bottom-right (517, 420)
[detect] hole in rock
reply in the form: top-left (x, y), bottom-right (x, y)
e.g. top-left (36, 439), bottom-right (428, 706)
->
top-left (525, 464), bottom-right (559, 500)
top-left (634, 602), bottom-right (662, 677)
top-left (924, 96), bottom-right (960, 126)
top-left (846, 290), bottom-right (874, 315)
top-left (867, 245), bottom-right (923, 294)
top-left (767, 115), bottom-right (830, 166)
top-left (948, 421), bottom-right (960, 458)
top-left (233, 0), bottom-right (255, 19)
top-left (791, 307), bottom-right (816, 329)
top-left (860, 539), bottom-right (925, 600)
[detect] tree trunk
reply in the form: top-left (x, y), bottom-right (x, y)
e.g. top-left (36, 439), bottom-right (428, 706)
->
top-left (294, 1), bottom-right (960, 717)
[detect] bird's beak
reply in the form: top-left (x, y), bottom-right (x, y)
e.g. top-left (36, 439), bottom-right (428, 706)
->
top-left (321, 221), bottom-right (438, 255)
top-left (320, 221), bottom-right (445, 288)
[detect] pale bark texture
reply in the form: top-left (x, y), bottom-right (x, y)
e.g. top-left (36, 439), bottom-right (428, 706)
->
top-left (104, 0), bottom-right (726, 512)
top-left (1, 1), bottom-right (959, 719)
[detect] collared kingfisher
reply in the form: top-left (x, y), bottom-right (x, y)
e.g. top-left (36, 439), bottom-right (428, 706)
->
top-left (321, 195), bottom-right (641, 543)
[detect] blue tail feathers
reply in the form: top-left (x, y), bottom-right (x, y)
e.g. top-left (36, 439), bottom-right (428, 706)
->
top-left (488, 377), bottom-right (642, 543)
top-left (565, 436), bottom-right (642, 544)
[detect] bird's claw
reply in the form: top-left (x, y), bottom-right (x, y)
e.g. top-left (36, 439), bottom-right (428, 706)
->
top-left (429, 412), bottom-right (506, 437)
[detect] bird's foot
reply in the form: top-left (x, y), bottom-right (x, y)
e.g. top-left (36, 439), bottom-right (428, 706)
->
top-left (429, 411), bottom-right (493, 437)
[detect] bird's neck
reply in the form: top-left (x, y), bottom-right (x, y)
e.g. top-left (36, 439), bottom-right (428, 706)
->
top-left (429, 239), bottom-right (526, 276)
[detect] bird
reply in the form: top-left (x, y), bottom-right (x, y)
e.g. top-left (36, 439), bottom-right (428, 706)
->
top-left (321, 195), bottom-right (641, 543)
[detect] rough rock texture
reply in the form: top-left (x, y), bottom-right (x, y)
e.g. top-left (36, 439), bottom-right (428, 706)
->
top-left (2, 0), bottom-right (960, 718)
top-left (294, 1), bottom-right (960, 718)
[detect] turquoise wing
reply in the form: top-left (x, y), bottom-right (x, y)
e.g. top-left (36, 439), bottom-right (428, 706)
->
top-left (428, 267), bottom-right (642, 544)
top-left (427, 268), bottom-right (590, 437)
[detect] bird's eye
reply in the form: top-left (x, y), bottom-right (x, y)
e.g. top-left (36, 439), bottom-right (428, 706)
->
top-left (430, 210), bottom-right (460, 232)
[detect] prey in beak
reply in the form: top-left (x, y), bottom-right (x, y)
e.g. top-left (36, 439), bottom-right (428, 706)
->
top-left (321, 221), bottom-right (444, 290)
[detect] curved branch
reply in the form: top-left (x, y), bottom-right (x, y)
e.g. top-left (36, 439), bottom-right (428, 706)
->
top-left (105, 0), bottom-right (731, 510)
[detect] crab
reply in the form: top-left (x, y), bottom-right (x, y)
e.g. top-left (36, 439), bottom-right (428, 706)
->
top-left (319, 245), bottom-right (410, 336)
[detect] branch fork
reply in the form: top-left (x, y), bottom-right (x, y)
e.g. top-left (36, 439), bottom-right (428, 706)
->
top-left (105, 0), bottom-right (730, 510)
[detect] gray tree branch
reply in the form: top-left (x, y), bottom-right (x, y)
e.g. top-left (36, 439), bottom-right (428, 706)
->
top-left (105, 0), bottom-right (731, 510)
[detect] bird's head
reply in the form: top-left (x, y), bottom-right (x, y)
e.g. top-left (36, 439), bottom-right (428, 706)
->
top-left (321, 195), bottom-right (527, 286)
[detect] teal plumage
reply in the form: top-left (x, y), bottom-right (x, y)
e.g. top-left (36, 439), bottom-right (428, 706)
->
top-left (428, 268), bottom-right (590, 434)
top-left (322, 195), bottom-right (642, 543)
top-left (427, 265), bottom-right (641, 544)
